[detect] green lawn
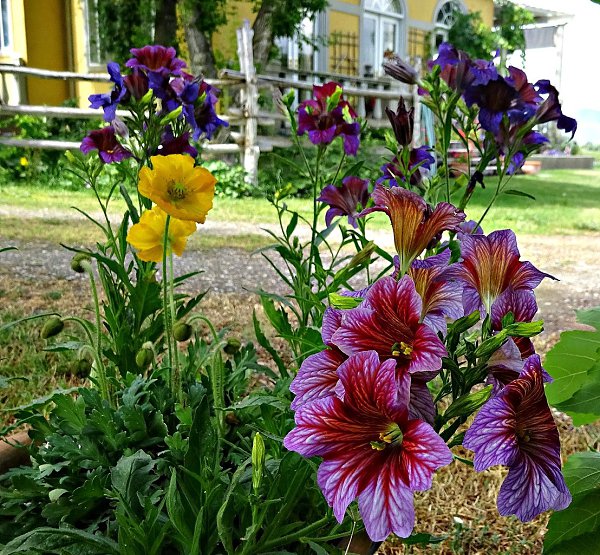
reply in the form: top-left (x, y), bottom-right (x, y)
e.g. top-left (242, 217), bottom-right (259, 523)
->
top-left (2, 169), bottom-right (600, 236)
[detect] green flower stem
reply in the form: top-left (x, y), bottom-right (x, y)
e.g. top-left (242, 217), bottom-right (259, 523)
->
top-left (168, 244), bottom-right (182, 403)
top-left (162, 216), bottom-right (175, 394)
top-left (306, 147), bottom-right (324, 323)
top-left (252, 515), bottom-right (331, 554)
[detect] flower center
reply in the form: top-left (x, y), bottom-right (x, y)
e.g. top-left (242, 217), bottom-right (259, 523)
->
top-left (370, 423), bottom-right (403, 451)
top-left (391, 341), bottom-right (413, 358)
top-left (168, 181), bottom-right (187, 201)
top-left (516, 427), bottom-right (531, 444)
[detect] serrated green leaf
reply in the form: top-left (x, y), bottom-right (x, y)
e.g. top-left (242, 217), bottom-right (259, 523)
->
top-left (1, 527), bottom-right (120, 554)
top-left (111, 450), bottom-right (157, 516)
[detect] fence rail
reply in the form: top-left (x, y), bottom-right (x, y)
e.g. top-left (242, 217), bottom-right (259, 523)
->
top-left (0, 20), bottom-right (420, 183)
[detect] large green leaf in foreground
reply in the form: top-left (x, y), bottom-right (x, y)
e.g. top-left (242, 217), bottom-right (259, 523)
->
top-left (544, 307), bottom-right (600, 425)
top-left (544, 451), bottom-right (600, 553)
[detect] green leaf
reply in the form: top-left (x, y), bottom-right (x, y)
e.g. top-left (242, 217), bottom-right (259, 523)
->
top-left (545, 307), bottom-right (600, 423)
top-left (328, 292), bottom-right (362, 310)
top-left (253, 310), bottom-right (288, 378)
top-left (185, 395), bottom-right (218, 476)
top-left (231, 394), bottom-right (290, 412)
top-left (504, 189), bottom-right (536, 200)
top-left (402, 532), bottom-right (447, 545)
top-left (43, 341), bottom-right (84, 352)
top-left (110, 450), bottom-right (157, 515)
top-left (1, 527), bottom-right (120, 554)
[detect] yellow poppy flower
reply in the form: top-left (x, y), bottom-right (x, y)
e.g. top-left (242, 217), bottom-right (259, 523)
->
top-left (126, 205), bottom-right (196, 262)
top-left (138, 154), bottom-right (216, 223)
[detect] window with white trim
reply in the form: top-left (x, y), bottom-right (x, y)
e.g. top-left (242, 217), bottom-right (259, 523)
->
top-left (84, 0), bottom-right (103, 66)
top-left (434, 1), bottom-right (463, 48)
top-left (363, 0), bottom-right (405, 76)
top-left (0, 0), bottom-right (12, 52)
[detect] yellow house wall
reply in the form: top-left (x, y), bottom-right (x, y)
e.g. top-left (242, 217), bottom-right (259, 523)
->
top-left (24, 0), bottom-right (70, 105)
top-left (211, 1), bottom-right (256, 66)
top-left (328, 10), bottom-right (359, 74)
top-left (407, 0), bottom-right (493, 25)
top-left (70, 0), bottom-right (107, 107)
top-left (0, 0), bottom-right (27, 104)
top-left (464, 0), bottom-right (493, 26)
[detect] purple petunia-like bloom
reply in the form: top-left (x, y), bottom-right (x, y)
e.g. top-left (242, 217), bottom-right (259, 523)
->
top-left (377, 147), bottom-right (436, 188)
top-left (331, 275), bottom-right (447, 377)
top-left (155, 127), bottom-right (198, 158)
top-left (284, 350), bottom-right (453, 541)
top-left (126, 45), bottom-right (187, 76)
top-left (289, 308), bottom-right (346, 410)
top-left (318, 176), bottom-right (370, 228)
top-left (297, 82), bottom-right (361, 155)
top-left (88, 62), bottom-right (127, 122)
top-left (184, 81), bottom-right (229, 140)
top-left (534, 80), bottom-right (577, 139)
top-left (361, 185), bottom-right (465, 275)
top-left (450, 229), bottom-right (554, 321)
top-left (80, 126), bottom-right (132, 164)
top-left (463, 355), bottom-right (571, 521)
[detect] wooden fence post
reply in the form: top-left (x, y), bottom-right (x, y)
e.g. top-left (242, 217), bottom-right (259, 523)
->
top-left (236, 20), bottom-right (260, 185)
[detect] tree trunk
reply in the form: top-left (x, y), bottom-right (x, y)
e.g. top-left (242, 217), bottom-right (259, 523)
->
top-left (252, 1), bottom-right (275, 72)
top-left (154, 0), bottom-right (178, 47)
top-left (182, 6), bottom-right (218, 77)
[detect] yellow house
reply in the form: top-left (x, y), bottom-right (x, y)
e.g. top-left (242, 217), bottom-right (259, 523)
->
top-left (0, 0), bottom-right (493, 107)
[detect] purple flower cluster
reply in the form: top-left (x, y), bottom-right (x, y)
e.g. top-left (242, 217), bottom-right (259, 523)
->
top-left (284, 192), bottom-right (571, 540)
top-left (429, 43), bottom-right (576, 172)
top-left (84, 45), bottom-right (228, 163)
top-left (297, 82), bottom-right (361, 155)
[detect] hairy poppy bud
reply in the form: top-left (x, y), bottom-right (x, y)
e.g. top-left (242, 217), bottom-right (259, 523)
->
top-left (135, 344), bottom-right (154, 368)
top-left (173, 323), bottom-right (193, 342)
top-left (41, 317), bottom-right (64, 339)
top-left (74, 358), bottom-right (93, 378)
top-left (223, 337), bottom-right (241, 355)
top-left (71, 253), bottom-right (91, 273)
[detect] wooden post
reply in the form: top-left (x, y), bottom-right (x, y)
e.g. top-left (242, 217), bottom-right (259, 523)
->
top-left (236, 20), bottom-right (260, 185)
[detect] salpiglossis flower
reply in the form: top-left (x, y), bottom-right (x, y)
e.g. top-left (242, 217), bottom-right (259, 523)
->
top-left (138, 154), bottom-right (216, 223)
top-left (126, 205), bottom-right (196, 262)
top-left (463, 355), bottom-right (571, 521)
top-left (361, 185), bottom-right (465, 275)
top-left (284, 350), bottom-right (453, 541)
top-left (80, 126), bottom-right (132, 164)
top-left (318, 176), bottom-right (370, 228)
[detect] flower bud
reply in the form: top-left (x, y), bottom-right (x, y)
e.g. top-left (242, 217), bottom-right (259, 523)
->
top-left (173, 323), bottom-right (193, 342)
top-left (71, 252), bottom-right (91, 273)
top-left (139, 89), bottom-right (154, 107)
top-left (64, 150), bottom-right (76, 163)
top-left (251, 432), bottom-right (265, 493)
top-left (41, 317), bottom-right (64, 339)
top-left (223, 337), bottom-right (241, 355)
top-left (159, 105), bottom-right (183, 126)
top-left (135, 343), bottom-right (154, 368)
top-left (383, 57), bottom-right (419, 85)
top-left (74, 358), bottom-right (93, 378)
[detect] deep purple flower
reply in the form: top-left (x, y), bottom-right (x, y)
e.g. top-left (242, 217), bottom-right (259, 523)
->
top-left (155, 128), bottom-right (198, 158)
top-left (377, 147), bottom-right (435, 188)
top-left (470, 59), bottom-right (498, 87)
top-left (405, 251), bottom-right (464, 335)
top-left (458, 219), bottom-right (484, 236)
top-left (284, 350), bottom-right (453, 541)
top-left (463, 355), bottom-right (571, 521)
top-left (88, 62), bottom-right (127, 122)
top-left (450, 229), bottom-right (553, 319)
top-left (361, 185), bottom-right (464, 275)
top-left (126, 45), bottom-right (187, 76)
top-left (385, 98), bottom-right (414, 146)
top-left (123, 69), bottom-right (149, 101)
top-left (80, 126), bottom-right (132, 164)
top-left (183, 81), bottom-right (229, 140)
top-left (297, 82), bottom-right (360, 155)
top-left (318, 176), bottom-right (370, 228)
top-left (330, 275), bottom-right (447, 377)
top-left (464, 77), bottom-right (520, 134)
top-left (534, 80), bottom-right (577, 139)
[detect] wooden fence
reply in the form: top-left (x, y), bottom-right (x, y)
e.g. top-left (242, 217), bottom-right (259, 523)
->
top-left (0, 20), bottom-right (421, 184)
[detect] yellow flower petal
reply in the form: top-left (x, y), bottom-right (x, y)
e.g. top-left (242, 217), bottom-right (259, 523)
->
top-left (137, 155), bottom-right (216, 221)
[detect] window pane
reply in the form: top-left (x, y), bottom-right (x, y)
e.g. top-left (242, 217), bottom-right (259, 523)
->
top-left (1, 0), bottom-right (10, 49)
top-left (382, 21), bottom-right (397, 55)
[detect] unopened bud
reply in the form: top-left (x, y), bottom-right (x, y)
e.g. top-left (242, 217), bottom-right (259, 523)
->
top-left (224, 337), bottom-right (241, 355)
top-left (139, 89), bottom-right (154, 107)
top-left (41, 317), bottom-right (64, 339)
top-left (347, 241), bottom-right (376, 269)
top-left (159, 105), bottom-right (183, 126)
top-left (173, 323), bottom-right (193, 342)
top-left (74, 358), bottom-right (93, 378)
top-left (251, 432), bottom-right (265, 492)
top-left (135, 342), bottom-right (154, 368)
top-left (64, 150), bottom-right (76, 163)
top-left (71, 253), bottom-right (91, 273)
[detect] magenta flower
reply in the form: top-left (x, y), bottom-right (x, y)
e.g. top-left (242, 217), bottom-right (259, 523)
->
top-left (331, 275), bottom-right (447, 377)
top-left (297, 82), bottom-right (360, 155)
top-left (463, 355), bottom-right (571, 521)
top-left (126, 45), bottom-right (186, 75)
top-left (80, 126), bottom-right (132, 164)
top-left (318, 176), bottom-right (370, 228)
top-left (284, 350), bottom-right (453, 541)
top-left (290, 308), bottom-right (346, 410)
top-left (361, 185), bottom-right (465, 275)
top-left (450, 229), bottom-right (553, 320)
top-left (404, 251), bottom-right (464, 335)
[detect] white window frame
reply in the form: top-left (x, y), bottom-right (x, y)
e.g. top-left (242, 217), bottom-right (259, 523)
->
top-left (0, 0), bottom-right (13, 54)
top-left (433, 0), bottom-right (466, 48)
top-left (362, 0), bottom-right (406, 77)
